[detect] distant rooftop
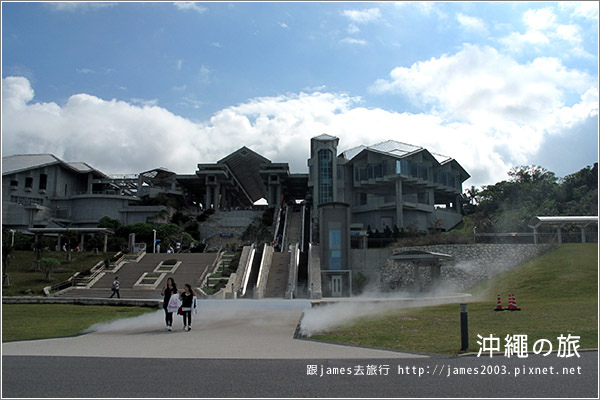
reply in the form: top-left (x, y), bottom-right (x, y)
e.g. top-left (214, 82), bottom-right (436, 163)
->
top-left (2, 153), bottom-right (107, 177)
top-left (341, 140), bottom-right (453, 164)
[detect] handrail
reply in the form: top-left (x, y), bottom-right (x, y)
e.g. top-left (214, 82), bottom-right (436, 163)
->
top-left (239, 244), bottom-right (256, 297)
top-left (198, 247), bottom-right (223, 289)
top-left (273, 205), bottom-right (282, 245)
top-left (281, 205), bottom-right (290, 253)
top-left (286, 242), bottom-right (300, 299)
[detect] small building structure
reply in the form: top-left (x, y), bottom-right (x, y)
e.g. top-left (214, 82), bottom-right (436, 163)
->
top-left (528, 216), bottom-right (598, 244)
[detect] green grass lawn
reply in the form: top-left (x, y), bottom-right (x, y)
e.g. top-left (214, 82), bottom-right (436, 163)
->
top-left (312, 243), bottom-right (598, 355)
top-left (2, 251), bottom-right (108, 296)
top-left (2, 304), bottom-right (156, 342)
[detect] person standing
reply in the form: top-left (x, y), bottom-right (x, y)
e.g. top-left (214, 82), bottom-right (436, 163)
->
top-left (109, 276), bottom-right (120, 298)
top-left (179, 284), bottom-right (195, 331)
top-left (162, 277), bottom-right (178, 331)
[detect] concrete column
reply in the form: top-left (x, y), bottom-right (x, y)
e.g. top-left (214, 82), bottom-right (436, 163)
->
top-left (581, 227), bottom-right (586, 243)
top-left (213, 183), bottom-right (220, 210)
top-left (276, 185), bottom-right (282, 207)
top-left (455, 195), bottom-right (461, 213)
top-left (205, 186), bottom-right (211, 209)
top-left (57, 234), bottom-right (62, 252)
top-left (533, 227), bottom-right (538, 245)
top-left (103, 233), bottom-right (108, 253)
top-left (87, 173), bottom-right (93, 194)
top-left (395, 180), bottom-right (404, 229)
top-left (557, 227), bottom-right (562, 244)
top-left (80, 234), bottom-right (85, 251)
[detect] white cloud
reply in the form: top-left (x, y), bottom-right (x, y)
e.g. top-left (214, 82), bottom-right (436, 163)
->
top-left (278, 22), bottom-right (288, 29)
top-left (456, 13), bottom-right (488, 35)
top-left (176, 59), bottom-right (183, 70)
top-left (3, 70), bottom-right (597, 187)
top-left (211, 42), bottom-right (222, 48)
top-left (47, 2), bottom-right (116, 12)
top-left (558, 1), bottom-right (599, 21)
top-left (341, 8), bottom-right (381, 24)
top-left (130, 98), bottom-right (159, 107)
top-left (369, 44), bottom-right (598, 181)
top-left (76, 68), bottom-right (94, 74)
top-left (347, 24), bottom-right (360, 34)
top-left (340, 37), bottom-right (367, 46)
top-left (499, 6), bottom-right (594, 58)
top-left (198, 65), bottom-right (211, 84)
top-left (174, 2), bottom-right (207, 14)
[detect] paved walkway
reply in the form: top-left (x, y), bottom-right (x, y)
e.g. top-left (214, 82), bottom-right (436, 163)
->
top-left (2, 299), bottom-right (427, 360)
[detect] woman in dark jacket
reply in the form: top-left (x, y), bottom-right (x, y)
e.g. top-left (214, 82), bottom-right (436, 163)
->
top-left (180, 283), bottom-right (195, 331)
top-left (161, 277), bottom-right (178, 331)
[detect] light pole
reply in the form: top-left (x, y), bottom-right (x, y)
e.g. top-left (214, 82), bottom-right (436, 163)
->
top-left (152, 229), bottom-right (157, 253)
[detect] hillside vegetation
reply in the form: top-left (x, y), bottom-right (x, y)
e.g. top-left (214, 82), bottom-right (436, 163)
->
top-left (313, 244), bottom-right (598, 355)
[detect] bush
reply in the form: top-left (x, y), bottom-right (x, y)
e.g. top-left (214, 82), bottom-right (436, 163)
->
top-left (162, 259), bottom-right (178, 265)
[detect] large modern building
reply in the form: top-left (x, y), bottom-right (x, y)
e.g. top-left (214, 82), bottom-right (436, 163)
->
top-left (1, 154), bottom-right (171, 230)
top-left (2, 136), bottom-right (469, 234)
top-left (307, 134), bottom-right (470, 233)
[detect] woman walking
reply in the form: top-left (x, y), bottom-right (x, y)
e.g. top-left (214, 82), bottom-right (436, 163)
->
top-left (161, 277), bottom-right (178, 331)
top-left (180, 283), bottom-right (195, 331)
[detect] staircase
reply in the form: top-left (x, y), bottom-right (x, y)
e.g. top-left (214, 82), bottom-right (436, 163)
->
top-left (55, 253), bottom-right (218, 299)
top-left (265, 252), bottom-right (290, 298)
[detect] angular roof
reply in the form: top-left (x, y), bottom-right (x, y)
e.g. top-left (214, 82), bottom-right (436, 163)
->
top-left (2, 154), bottom-right (61, 175)
top-left (341, 140), bottom-right (425, 161)
top-left (2, 154), bottom-right (108, 178)
top-left (217, 146), bottom-right (271, 202)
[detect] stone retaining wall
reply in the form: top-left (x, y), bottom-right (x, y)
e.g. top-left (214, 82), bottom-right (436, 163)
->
top-left (378, 243), bottom-right (553, 291)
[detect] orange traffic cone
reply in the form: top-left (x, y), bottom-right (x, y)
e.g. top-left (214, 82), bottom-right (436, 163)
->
top-left (494, 294), bottom-right (504, 311)
top-left (506, 293), bottom-right (521, 311)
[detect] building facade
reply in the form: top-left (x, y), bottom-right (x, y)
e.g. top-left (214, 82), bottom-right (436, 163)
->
top-left (308, 135), bottom-right (470, 233)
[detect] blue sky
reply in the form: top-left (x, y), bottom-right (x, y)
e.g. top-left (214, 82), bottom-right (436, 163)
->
top-left (2, 1), bottom-right (598, 188)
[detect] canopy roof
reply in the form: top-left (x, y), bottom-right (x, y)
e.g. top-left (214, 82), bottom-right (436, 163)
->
top-left (528, 216), bottom-right (598, 229)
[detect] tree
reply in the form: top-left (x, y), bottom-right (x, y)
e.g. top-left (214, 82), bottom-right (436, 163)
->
top-left (2, 228), bottom-right (14, 286)
top-left (40, 257), bottom-right (60, 280)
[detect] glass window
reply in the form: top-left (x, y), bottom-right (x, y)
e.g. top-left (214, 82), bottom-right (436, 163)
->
top-left (25, 177), bottom-right (33, 188)
top-left (329, 229), bottom-right (342, 270)
top-left (318, 149), bottom-right (333, 204)
top-left (39, 174), bottom-right (48, 190)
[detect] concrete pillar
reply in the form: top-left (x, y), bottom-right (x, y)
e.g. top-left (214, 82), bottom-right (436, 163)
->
top-left (557, 227), bottom-right (562, 244)
top-left (80, 233), bottom-right (85, 251)
top-left (412, 264), bottom-right (421, 292)
top-left (103, 233), bottom-right (108, 253)
top-left (276, 185), bottom-right (282, 207)
top-left (395, 180), bottom-right (404, 229)
top-left (581, 227), bottom-right (586, 243)
top-left (205, 186), bottom-right (211, 209)
top-left (533, 227), bottom-right (538, 245)
top-left (213, 183), bottom-right (220, 210)
top-left (87, 173), bottom-right (93, 194)
top-left (57, 234), bottom-right (62, 252)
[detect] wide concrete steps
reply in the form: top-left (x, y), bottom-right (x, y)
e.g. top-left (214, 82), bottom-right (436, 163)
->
top-left (92, 253), bottom-right (218, 289)
top-left (265, 252), bottom-right (290, 298)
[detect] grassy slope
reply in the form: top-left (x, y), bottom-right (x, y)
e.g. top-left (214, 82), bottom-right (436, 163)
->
top-left (313, 243), bottom-right (598, 355)
top-left (2, 304), bottom-right (156, 342)
top-left (2, 251), bottom-right (107, 296)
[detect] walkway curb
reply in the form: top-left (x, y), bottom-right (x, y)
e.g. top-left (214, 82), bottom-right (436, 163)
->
top-left (2, 296), bottom-right (161, 308)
